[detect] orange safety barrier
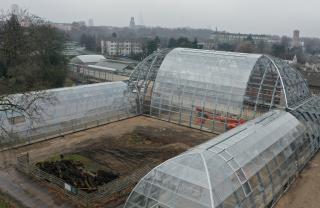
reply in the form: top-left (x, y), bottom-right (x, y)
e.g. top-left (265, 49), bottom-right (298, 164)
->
top-left (194, 107), bottom-right (246, 129)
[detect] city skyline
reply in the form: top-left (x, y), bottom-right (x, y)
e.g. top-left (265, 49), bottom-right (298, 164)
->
top-left (1, 0), bottom-right (320, 37)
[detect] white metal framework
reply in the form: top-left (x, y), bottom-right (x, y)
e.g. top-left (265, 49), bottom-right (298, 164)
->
top-left (124, 48), bottom-right (319, 208)
top-left (132, 48), bottom-right (311, 133)
top-left (125, 109), bottom-right (320, 208)
top-left (0, 48), bottom-right (318, 208)
top-left (128, 49), bottom-right (172, 114)
top-left (0, 82), bottom-right (137, 145)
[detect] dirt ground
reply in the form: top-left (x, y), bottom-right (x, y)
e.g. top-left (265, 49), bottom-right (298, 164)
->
top-left (275, 152), bottom-right (320, 208)
top-left (1, 116), bottom-right (320, 208)
top-left (0, 116), bottom-right (214, 208)
top-left (0, 116), bottom-right (214, 168)
top-left (33, 123), bottom-right (215, 196)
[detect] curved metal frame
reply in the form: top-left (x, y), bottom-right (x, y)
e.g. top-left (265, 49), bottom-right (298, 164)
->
top-left (272, 57), bottom-right (312, 108)
top-left (124, 110), bottom-right (318, 208)
top-left (264, 55), bottom-right (289, 108)
top-left (128, 49), bottom-right (172, 113)
top-left (128, 48), bottom-right (311, 134)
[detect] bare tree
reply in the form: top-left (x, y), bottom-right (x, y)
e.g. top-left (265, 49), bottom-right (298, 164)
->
top-left (0, 10), bottom-right (65, 139)
top-left (0, 91), bottom-right (56, 133)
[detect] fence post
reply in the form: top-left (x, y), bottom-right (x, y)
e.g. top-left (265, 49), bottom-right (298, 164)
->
top-left (17, 153), bottom-right (30, 174)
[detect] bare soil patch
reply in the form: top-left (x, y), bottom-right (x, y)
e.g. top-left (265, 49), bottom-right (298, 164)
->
top-left (34, 124), bottom-right (214, 197)
top-left (276, 152), bottom-right (320, 208)
top-left (0, 116), bottom-right (214, 208)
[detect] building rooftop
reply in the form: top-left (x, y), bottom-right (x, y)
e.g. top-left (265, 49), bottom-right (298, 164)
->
top-left (70, 55), bottom-right (106, 64)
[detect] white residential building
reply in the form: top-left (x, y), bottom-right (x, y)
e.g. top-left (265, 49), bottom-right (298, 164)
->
top-left (101, 40), bottom-right (143, 56)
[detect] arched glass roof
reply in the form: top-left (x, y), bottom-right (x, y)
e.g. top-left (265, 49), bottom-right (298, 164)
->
top-left (146, 48), bottom-right (311, 133)
top-left (125, 110), bottom-right (312, 208)
top-left (0, 82), bottom-right (137, 143)
top-left (271, 57), bottom-right (311, 107)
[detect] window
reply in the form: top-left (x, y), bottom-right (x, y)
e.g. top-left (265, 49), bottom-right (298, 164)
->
top-left (236, 168), bottom-right (247, 183)
top-left (243, 182), bottom-right (252, 196)
top-left (8, 115), bottom-right (26, 125)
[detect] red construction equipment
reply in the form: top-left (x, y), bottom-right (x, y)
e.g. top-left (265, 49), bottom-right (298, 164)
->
top-left (195, 107), bottom-right (246, 129)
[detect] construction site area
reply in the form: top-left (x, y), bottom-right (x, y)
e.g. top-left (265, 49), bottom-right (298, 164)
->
top-left (0, 116), bottom-right (214, 208)
top-left (1, 116), bottom-right (320, 208)
top-left (0, 48), bottom-right (319, 208)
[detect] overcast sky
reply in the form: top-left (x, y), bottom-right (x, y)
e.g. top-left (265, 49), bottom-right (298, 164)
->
top-left (1, 0), bottom-right (319, 37)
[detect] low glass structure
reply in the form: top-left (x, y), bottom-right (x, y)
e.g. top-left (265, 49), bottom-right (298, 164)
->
top-left (125, 110), bottom-right (317, 208)
top-left (69, 63), bottom-right (129, 82)
top-left (70, 55), bottom-right (106, 65)
top-left (142, 48), bottom-right (311, 133)
top-left (0, 81), bottom-right (137, 145)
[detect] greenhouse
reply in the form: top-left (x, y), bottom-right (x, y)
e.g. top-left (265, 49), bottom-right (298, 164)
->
top-left (290, 96), bottom-right (320, 153)
top-left (140, 48), bottom-right (311, 133)
top-left (125, 110), bottom-right (318, 208)
top-left (70, 55), bottom-right (106, 65)
top-left (0, 47), bottom-right (319, 207)
top-left (0, 81), bottom-right (137, 145)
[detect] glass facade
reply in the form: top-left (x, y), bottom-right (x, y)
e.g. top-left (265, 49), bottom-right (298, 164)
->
top-left (290, 96), bottom-right (320, 154)
top-left (0, 81), bottom-right (137, 145)
top-left (126, 47), bottom-right (319, 208)
top-left (142, 48), bottom-right (311, 133)
top-left (125, 110), bottom-right (319, 208)
top-left (272, 58), bottom-right (311, 107)
top-left (0, 48), bottom-right (318, 207)
top-left (128, 49), bottom-right (172, 113)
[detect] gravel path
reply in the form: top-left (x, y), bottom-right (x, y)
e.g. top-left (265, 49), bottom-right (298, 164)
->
top-left (0, 167), bottom-right (76, 208)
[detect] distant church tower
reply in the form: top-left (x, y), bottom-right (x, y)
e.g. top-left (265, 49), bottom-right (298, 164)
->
top-left (129, 17), bottom-right (136, 28)
top-left (292, 30), bottom-right (301, 48)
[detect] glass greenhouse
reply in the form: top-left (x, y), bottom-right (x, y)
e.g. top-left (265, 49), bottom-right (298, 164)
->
top-left (144, 48), bottom-right (311, 133)
top-left (0, 81), bottom-right (137, 145)
top-left (70, 55), bottom-right (106, 65)
top-left (290, 96), bottom-right (320, 153)
top-left (125, 110), bottom-right (318, 208)
top-left (0, 47), bottom-right (318, 207)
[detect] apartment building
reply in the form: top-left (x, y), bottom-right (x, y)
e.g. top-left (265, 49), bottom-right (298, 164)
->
top-left (101, 40), bottom-right (143, 56)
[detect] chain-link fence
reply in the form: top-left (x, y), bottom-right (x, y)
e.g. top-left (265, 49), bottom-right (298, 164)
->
top-left (17, 153), bottom-right (155, 207)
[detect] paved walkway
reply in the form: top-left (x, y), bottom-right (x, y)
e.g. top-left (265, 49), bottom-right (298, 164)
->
top-left (0, 167), bottom-right (76, 208)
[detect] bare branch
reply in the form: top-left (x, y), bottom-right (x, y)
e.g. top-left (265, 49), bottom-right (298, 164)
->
top-left (0, 90), bottom-right (57, 138)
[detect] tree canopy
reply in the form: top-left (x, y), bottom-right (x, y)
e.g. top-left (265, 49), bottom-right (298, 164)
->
top-left (168, 37), bottom-right (199, 49)
top-left (0, 12), bottom-right (67, 136)
top-left (0, 13), bottom-right (67, 95)
top-left (80, 33), bottom-right (97, 52)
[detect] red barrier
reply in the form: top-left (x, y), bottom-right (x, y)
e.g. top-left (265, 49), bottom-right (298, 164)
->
top-left (194, 107), bottom-right (246, 129)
